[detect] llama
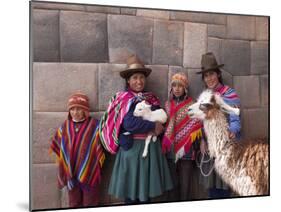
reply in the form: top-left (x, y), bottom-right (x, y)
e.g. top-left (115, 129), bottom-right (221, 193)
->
top-left (187, 89), bottom-right (268, 196)
top-left (133, 100), bottom-right (168, 157)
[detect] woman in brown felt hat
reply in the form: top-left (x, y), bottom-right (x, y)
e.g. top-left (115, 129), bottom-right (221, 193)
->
top-left (99, 55), bottom-right (173, 204)
top-left (197, 52), bottom-right (241, 199)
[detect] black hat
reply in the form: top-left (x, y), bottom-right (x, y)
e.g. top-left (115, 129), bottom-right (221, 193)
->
top-left (120, 55), bottom-right (152, 79)
top-left (197, 52), bottom-right (224, 74)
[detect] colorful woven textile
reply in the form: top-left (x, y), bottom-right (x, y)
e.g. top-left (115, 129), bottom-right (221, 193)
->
top-left (162, 97), bottom-right (203, 162)
top-left (50, 117), bottom-right (105, 189)
top-left (99, 90), bottom-right (160, 154)
top-left (215, 84), bottom-right (240, 107)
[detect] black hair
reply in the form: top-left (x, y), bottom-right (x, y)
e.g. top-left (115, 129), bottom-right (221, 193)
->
top-left (201, 69), bottom-right (224, 85)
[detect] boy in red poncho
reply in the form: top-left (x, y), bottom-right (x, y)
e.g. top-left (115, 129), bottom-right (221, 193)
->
top-left (49, 92), bottom-right (105, 208)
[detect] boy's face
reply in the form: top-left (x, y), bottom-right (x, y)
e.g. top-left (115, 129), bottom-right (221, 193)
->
top-left (69, 107), bottom-right (85, 122)
top-left (172, 82), bottom-right (185, 98)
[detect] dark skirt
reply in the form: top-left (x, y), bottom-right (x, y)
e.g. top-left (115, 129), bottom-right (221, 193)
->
top-left (108, 139), bottom-right (174, 202)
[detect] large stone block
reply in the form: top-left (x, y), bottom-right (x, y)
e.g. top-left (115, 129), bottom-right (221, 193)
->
top-left (221, 70), bottom-right (233, 88)
top-left (241, 108), bottom-right (268, 139)
top-left (260, 75), bottom-right (268, 107)
top-left (33, 63), bottom-right (99, 112)
top-left (153, 20), bottom-right (184, 66)
top-left (226, 15), bottom-right (255, 40)
top-left (32, 2), bottom-right (86, 11)
top-left (256, 16), bottom-right (269, 41)
top-left (98, 64), bottom-right (127, 111)
top-left (207, 38), bottom-right (222, 65)
top-left (221, 40), bottom-right (251, 76)
top-left (187, 69), bottom-right (205, 99)
top-left (146, 65), bottom-right (169, 106)
top-left (183, 23), bottom-right (207, 68)
top-left (31, 164), bottom-right (60, 210)
top-left (32, 112), bottom-right (67, 164)
top-left (170, 11), bottom-right (226, 25)
top-left (136, 9), bottom-right (169, 19)
top-left (32, 9), bottom-right (60, 62)
top-left (121, 8), bottom-right (136, 16)
top-left (234, 76), bottom-right (260, 108)
top-left (168, 66), bottom-right (189, 96)
top-left (207, 24), bottom-right (226, 38)
top-left (60, 11), bottom-right (108, 62)
top-left (108, 15), bottom-right (153, 64)
top-left (251, 41), bottom-right (269, 75)
top-left (85, 5), bottom-right (120, 14)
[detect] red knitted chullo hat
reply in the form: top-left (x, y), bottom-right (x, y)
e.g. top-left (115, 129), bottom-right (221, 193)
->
top-left (67, 92), bottom-right (90, 112)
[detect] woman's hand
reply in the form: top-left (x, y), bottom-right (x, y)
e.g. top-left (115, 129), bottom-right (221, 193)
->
top-left (154, 122), bottom-right (165, 136)
top-left (200, 140), bottom-right (208, 155)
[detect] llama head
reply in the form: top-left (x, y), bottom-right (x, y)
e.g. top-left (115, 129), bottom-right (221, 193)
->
top-left (187, 89), bottom-right (240, 120)
top-left (133, 100), bottom-right (151, 117)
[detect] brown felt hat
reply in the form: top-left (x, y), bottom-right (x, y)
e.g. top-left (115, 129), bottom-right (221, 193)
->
top-left (120, 55), bottom-right (152, 79)
top-left (197, 52), bottom-right (224, 74)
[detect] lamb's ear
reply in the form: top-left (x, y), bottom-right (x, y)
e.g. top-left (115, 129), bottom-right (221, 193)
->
top-left (214, 93), bottom-right (240, 116)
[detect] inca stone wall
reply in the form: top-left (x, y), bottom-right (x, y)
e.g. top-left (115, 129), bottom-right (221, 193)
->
top-left (31, 2), bottom-right (269, 210)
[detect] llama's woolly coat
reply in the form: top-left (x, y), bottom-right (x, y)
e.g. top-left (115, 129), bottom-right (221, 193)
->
top-left (188, 89), bottom-right (269, 196)
top-left (204, 110), bottom-right (268, 195)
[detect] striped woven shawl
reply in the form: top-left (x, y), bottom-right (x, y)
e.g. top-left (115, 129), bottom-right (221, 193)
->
top-left (50, 117), bottom-right (105, 190)
top-left (215, 84), bottom-right (240, 107)
top-left (99, 90), bottom-right (160, 154)
top-left (162, 97), bottom-right (203, 162)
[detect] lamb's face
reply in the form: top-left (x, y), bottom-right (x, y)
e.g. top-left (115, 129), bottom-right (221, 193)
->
top-left (133, 100), bottom-right (151, 117)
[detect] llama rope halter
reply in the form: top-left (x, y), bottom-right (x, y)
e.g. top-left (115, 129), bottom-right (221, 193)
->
top-left (196, 151), bottom-right (215, 177)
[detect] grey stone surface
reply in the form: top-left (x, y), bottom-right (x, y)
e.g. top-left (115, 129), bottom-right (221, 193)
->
top-left (256, 16), bottom-right (269, 41)
top-left (108, 15), bottom-right (154, 64)
top-left (32, 9), bottom-right (60, 62)
top-left (234, 76), bottom-right (260, 108)
top-left (187, 69), bottom-right (205, 99)
top-left (251, 41), bottom-right (269, 75)
top-left (60, 187), bottom-right (69, 208)
top-left (221, 39), bottom-right (251, 76)
top-left (32, 2), bottom-right (86, 11)
top-left (136, 9), bottom-right (169, 19)
top-left (207, 37), bottom-right (223, 65)
top-left (207, 24), bottom-right (226, 38)
top-left (32, 112), bottom-right (67, 164)
top-left (241, 108), bottom-right (268, 139)
top-left (146, 65), bottom-right (169, 106)
top-left (183, 23), bottom-right (207, 68)
top-left (226, 15), bottom-right (255, 40)
top-left (60, 11), bottom-right (108, 62)
top-left (31, 164), bottom-right (60, 210)
top-left (33, 63), bottom-right (99, 112)
top-left (221, 70), bottom-right (233, 88)
top-left (168, 66), bottom-right (189, 96)
top-left (85, 5), bottom-right (120, 14)
top-left (121, 8), bottom-right (137, 16)
top-left (98, 64), bottom-right (127, 111)
top-left (170, 11), bottom-right (226, 25)
top-left (153, 20), bottom-right (184, 66)
top-left (260, 75), bottom-right (268, 107)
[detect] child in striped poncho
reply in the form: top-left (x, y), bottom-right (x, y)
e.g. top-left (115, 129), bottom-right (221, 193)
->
top-left (49, 92), bottom-right (105, 208)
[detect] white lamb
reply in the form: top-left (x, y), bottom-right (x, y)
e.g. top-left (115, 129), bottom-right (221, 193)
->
top-left (133, 100), bottom-right (168, 157)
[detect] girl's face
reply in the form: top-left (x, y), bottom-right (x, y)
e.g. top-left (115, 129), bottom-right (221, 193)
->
top-left (69, 107), bottom-right (85, 122)
top-left (127, 73), bottom-right (146, 92)
top-left (203, 71), bottom-right (220, 89)
top-left (171, 82), bottom-right (185, 98)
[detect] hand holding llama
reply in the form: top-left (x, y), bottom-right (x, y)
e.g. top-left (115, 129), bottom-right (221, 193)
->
top-left (133, 100), bottom-right (168, 157)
